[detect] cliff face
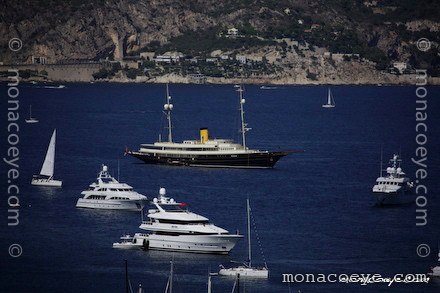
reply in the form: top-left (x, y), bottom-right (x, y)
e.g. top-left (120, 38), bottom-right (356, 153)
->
top-left (1, 0), bottom-right (439, 80)
top-left (1, 0), bottom-right (215, 63)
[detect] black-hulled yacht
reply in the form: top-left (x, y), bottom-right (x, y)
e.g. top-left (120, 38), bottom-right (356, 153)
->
top-left (126, 85), bottom-right (298, 168)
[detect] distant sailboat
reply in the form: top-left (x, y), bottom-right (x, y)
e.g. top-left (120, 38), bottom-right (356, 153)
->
top-left (25, 105), bottom-right (39, 123)
top-left (219, 199), bottom-right (269, 278)
top-left (31, 129), bottom-right (62, 187)
top-left (322, 88), bottom-right (335, 108)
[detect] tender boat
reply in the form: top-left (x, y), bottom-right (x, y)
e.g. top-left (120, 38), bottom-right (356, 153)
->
top-left (428, 250), bottom-right (440, 279)
top-left (126, 84), bottom-right (298, 168)
top-left (122, 188), bottom-right (242, 254)
top-left (25, 105), bottom-right (39, 123)
top-left (373, 153), bottom-right (414, 205)
top-left (112, 234), bottom-right (143, 249)
top-left (322, 88), bottom-right (335, 108)
top-left (31, 129), bottom-right (62, 187)
top-left (76, 165), bottom-right (147, 211)
top-left (219, 199), bottom-right (269, 278)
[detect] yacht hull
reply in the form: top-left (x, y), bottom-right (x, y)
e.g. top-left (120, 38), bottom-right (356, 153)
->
top-left (219, 267), bottom-right (269, 278)
top-left (127, 150), bottom-right (291, 168)
top-left (133, 233), bottom-right (242, 254)
top-left (76, 198), bottom-right (145, 211)
top-left (374, 191), bottom-right (414, 206)
top-left (31, 178), bottom-right (62, 187)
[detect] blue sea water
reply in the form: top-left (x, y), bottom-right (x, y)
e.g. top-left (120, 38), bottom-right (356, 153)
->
top-left (0, 83), bottom-right (439, 293)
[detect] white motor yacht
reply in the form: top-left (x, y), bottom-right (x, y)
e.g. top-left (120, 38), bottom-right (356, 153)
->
top-left (76, 165), bottom-right (147, 211)
top-left (124, 188), bottom-right (242, 254)
top-left (428, 251), bottom-right (440, 279)
top-left (373, 154), bottom-right (414, 205)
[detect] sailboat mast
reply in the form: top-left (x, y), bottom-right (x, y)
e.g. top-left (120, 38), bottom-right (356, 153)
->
top-left (170, 260), bottom-right (174, 293)
top-left (247, 198), bottom-right (251, 267)
top-left (238, 86), bottom-right (247, 149)
top-left (207, 273), bottom-right (212, 293)
top-left (164, 84), bottom-right (173, 143)
top-left (125, 259), bottom-right (129, 293)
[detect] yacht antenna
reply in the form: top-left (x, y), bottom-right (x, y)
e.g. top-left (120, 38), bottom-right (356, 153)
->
top-left (237, 85), bottom-right (250, 149)
top-left (247, 198), bottom-right (252, 268)
top-left (164, 83), bottom-right (173, 143)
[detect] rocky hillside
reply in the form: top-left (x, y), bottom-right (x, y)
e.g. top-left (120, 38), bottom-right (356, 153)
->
top-left (1, 0), bottom-right (439, 78)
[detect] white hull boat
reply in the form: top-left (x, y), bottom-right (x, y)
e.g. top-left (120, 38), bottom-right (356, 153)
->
top-left (322, 88), bottom-right (335, 108)
top-left (76, 164), bottom-right (147, 211)
top-left (31, 129), bottom-right (62, 187)
top-left (25, 105), bottom-right (39, 123)
top-left (126, 188), bottom-right (242, 254)
top-left (112, 234), bottom-right (143, 249)
top-left (373, 153), bottom-right (413, 206)
top-left (76, 199), bottom-right (145, 211)
top-left (218, 265), bottom-right (269, 278)
top-left (132, 232), bottom-right (241, 254)
top-left (219, 199), bottom-right (269, 278)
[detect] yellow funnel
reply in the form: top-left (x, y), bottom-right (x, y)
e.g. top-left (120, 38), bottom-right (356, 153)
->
top-left (200, 128), bottom-right (209, 144)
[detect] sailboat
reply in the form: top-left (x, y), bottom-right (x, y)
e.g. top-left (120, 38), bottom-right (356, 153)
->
top-left (322, 88), bottom-right (335, 108)
top-left (219, 199), bottom-right (269, 278)
top-left (25, 105), bottom-right (39, 123)
top-left (31, 129), bottom-right (62, 187)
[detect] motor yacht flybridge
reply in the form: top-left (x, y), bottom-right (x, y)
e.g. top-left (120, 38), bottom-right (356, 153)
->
top-left (126, 84), bottom-right (297, 168)
top-left (113, 188), bottom-right (242, 254)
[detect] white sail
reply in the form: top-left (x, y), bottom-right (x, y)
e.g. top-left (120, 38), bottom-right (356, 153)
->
top-left (40, 129), bottom-right (56, 177)
top-left (327, 89), bottom-right (332, 105)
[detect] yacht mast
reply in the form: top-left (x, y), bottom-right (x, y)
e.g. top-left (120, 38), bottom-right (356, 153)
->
top-left (164, 84), bottom-right (173, 143)
top-left (238, 85), bottom-right (250, 149)
top-left (247, 198), bottom-right (252, 267)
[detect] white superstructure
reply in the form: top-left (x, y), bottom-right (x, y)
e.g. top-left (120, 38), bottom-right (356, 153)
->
top-left (31, 129), bottom-right (62, 187)
top-left (123, 188), bottom-right (242, 254)
top-left (373, 154), bottom-right (413, 205)
top-left (76, 165), bottom-right (147, 211)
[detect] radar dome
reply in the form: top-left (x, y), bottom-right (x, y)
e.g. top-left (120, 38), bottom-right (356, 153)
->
top-left (153, 198), bottom-right (158, 203)
top-left (397, 167), bottom-right (402, 173)
top-left (159, 187), bottom-right (166, 195)
top-left (103, 165), bottom-right (108, 172)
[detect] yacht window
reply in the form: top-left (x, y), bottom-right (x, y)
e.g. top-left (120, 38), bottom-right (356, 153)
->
top-left (159, 204), bottom-right (186, 212)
